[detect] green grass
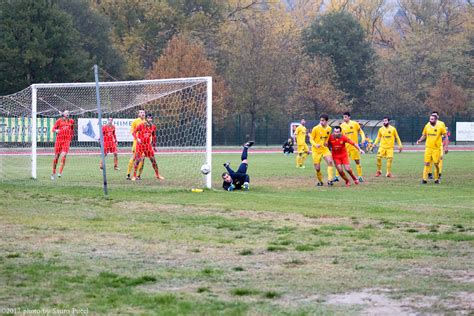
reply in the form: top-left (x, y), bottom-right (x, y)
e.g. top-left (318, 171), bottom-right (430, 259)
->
top-left (0, 151), bottom-right (473, 315)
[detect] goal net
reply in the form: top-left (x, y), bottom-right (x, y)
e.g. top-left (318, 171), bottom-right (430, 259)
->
top-left (0, 77), bottom-right (212, 189)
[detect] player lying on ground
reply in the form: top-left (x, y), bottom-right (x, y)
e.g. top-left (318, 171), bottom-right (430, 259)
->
top-left (100, 117), bottom-right (120, 171)
top-left (51, 110), bottom-right (74, 180)
top-left (222, 141), bottom-right (254, 191)
top-left (417, 114), bottom-right (448, 184)
top-left (131, 114), bottom-right (164, 181)
top-left (326, 126), bottom-right (365, 187)
top-left (372, 117), bottom-right (403, 178)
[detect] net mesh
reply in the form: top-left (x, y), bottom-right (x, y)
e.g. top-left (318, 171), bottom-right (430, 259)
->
top-left (0, 78), bottom-right (210, 189)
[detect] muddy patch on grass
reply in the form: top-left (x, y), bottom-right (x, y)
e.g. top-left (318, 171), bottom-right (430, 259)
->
top-left (325, 289), bottom-right (415, 315)
top-left (324, 288), bottom-right (474, 315)
top-left (413, 267), bottom-right (474, 284)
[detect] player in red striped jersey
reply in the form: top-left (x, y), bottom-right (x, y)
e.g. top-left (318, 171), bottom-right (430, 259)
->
top-left (100, 117), bottom-right (119, 171)
top-left (131, 114), bottom-right (164, 181)
top-left (326, 126), bottom-right (365, 187)
top-left (51, 110), bottom-right (74, 180)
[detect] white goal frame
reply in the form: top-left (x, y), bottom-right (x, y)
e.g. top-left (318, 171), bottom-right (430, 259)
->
top-left (29, 77), bottom-right (213, 188)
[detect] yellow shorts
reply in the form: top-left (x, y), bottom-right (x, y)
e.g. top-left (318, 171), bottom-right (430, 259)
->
top-left (425, 148), bottom-right (441, 164)
top-left (312, 148), bottom-right (331, 164)
top-left (377, 148), bottom-right (394, 158)
top-left (297, 143), bottom-right (309, 154)
top-left (347, 146), bottom-right (361, 160)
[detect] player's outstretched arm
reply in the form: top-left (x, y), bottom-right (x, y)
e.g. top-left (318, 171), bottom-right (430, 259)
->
top-left (348, 138), bottom-right (364, 154)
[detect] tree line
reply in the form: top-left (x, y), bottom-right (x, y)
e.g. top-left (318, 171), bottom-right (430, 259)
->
top-left (1, 0), bottom-right (472, 137)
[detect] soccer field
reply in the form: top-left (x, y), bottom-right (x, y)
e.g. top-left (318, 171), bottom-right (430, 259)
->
top-left (0, 151), bottom-right (473, 315)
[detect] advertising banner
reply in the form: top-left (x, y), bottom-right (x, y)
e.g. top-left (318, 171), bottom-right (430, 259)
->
top-left (456, 122), bottom-right (474, 141)
top-left (0, 117), bottom-right (55, 143)
top-left (78, 118), bottom-right (134, 142)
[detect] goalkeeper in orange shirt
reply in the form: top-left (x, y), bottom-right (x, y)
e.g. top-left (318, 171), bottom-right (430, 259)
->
top-left (372, 117), bottom-right (403, 178)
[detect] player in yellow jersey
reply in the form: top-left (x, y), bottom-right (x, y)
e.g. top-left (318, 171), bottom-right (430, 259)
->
top-left (126, 109), bottom-right (146, 180)
top-left (340, 112), bottom-right (367, 182)
top-left (427, 111), bottom-right (449, 180)
top-left (372, 117), bottom-right (403, 178)
top-left (417, 114), bottom-right (448, 184)
top-left (310, 114), bottom-right (335, 186)
top-left (294, 119), bottom-right (310, 168)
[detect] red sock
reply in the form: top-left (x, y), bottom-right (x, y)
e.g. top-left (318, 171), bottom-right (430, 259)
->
top-left (52, 158), bottom-right (58, 174)
top-left (339, 170), bottom-right (349, 183)
top-left (59, 156), bottom-right (66, 173)
top-left (152, 161), bottom-right (159, 176)
top-left (347, 169), bottom-right (357, 181)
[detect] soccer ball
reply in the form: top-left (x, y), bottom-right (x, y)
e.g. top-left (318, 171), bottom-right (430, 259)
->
top-left (200, 164), bottom-right (211, 175)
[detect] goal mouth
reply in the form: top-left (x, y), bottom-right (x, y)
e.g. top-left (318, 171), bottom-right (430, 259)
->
top-left (0, 77), bottom-right (213, 189)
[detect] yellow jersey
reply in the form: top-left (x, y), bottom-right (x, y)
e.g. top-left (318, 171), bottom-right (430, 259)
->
top-left (294, 124), bottom-right (307, 146)
top-left (310, 124), bottom-right (332, 152)
top-left (422, 122), bottom-right (446, 149)
top-left (436, 120), bottom-right (446, 147)
top-left (341, 120), bottom-right (365, 144)
top-left (374, 125), bottom-right (402, 149)
top-left (131, 117), bottom-right (145, 135)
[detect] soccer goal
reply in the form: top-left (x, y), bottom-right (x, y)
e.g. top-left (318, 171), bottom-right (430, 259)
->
top-left (0, 77), bottom-right (212, 189)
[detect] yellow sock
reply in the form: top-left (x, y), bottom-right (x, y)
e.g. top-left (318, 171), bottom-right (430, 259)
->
top-left (438, 159), bottom-right (443, 174)
top-left (335, 170), bottom-right (340, 177)
top-left (356, 164), bottom-right (362, 177)
top-left (327, 166), bottom-right (334, 180)
top-left (428, 162), bottom-right (433, 174)
top-left (376, 157), bottom-right (382, 171)
top-left (137, 160), bottom-right (144, 176)
top-left (127, 157), bottom-right (134, 175)
top-left (316, 170), bottom-right (323, 182)
top-left (434, 164), bottom-right (440, 180)
top-left (386, 158), bottom-right (393, 174)
top-left (423, 165), bottom-right (430, 180)
top-left (296, 154), bottom-right (300, 167)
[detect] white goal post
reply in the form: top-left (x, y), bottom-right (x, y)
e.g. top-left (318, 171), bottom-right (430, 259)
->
top-left (1, 77), bottom-right (212, 188)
